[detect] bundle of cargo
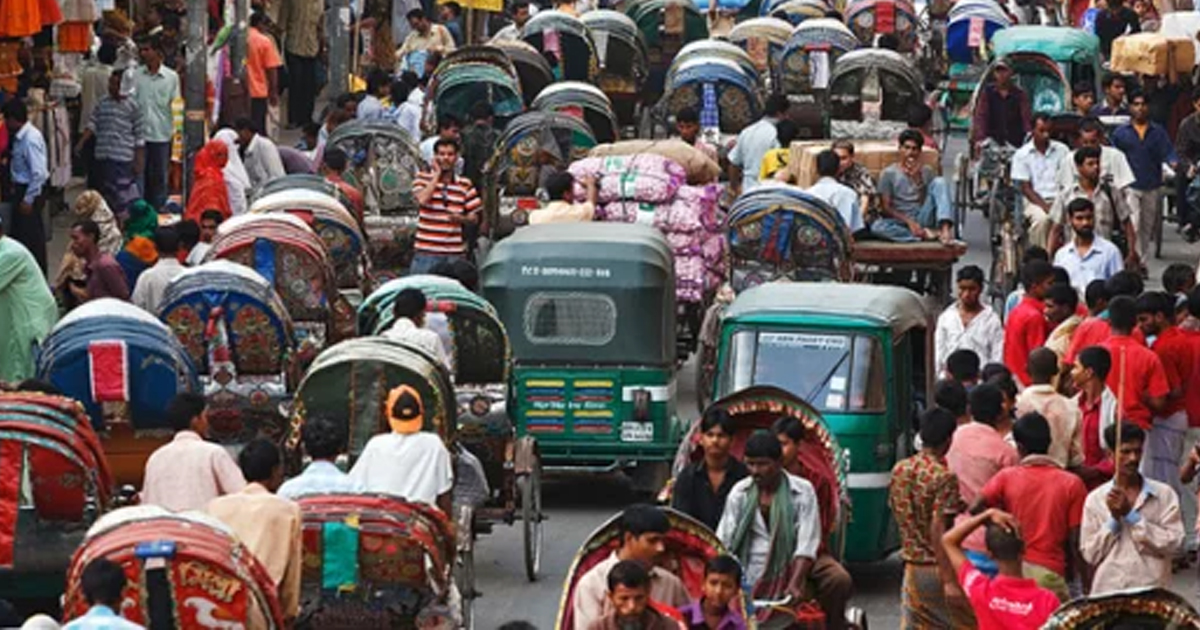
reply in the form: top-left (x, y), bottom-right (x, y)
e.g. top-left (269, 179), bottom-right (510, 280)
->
top-left (568, 154), bottom-right (726, 304)
top-left (1110, 33), bottom-right (1195, 76)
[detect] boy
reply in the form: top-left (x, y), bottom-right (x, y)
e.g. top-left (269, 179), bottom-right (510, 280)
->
top-left (678, 555), bottom-right (747, 630)
top-left (942, 508), bottom-right (1061, 629)
top-left (589, 560), bottom-right (681, 630)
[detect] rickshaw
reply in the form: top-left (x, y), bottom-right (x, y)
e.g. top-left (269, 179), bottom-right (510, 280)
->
top-left (251, 173), bottom-right (358, 219)
top-left (555, 508), bottom-right (748, 630)
top-left (249, 188), bottom-right (373, 302)
top-left (778, 18), bottom-right (860, 138)
top-left (707, 282), bottom-right (931, 563)
top-left (63, 507), bottom-right (285, 628)
top-left (482, 112), bottom-right (598, 238)
top-left (207, 213), bottom-right (357, 353)
top-left (1042, 588), bottom-right (1200, 628)
top-left (725, 185), bottom-right (855, 292)
top-left (295, 493), bottom-right (465, 629)
top-left (35, 299), bottom-right (201, 487)
top-left (532, 81), bottom-right (620, 144)
top-left (520, 10), bottom-right (600, 82)
top-left (481, 223), bottom-right (684, 493)
top-left (358, 275), bottom-right (545, 581)
top-left (661, 53), bottom-right (762, 136)
top-left (991, 26), bottom-right (1102, 98)
top-left (581, 10), bottom-right (649, 127)
top-left (845, 0), bottom-right (919, 51)
top-left (158, 261), bottom-right (298, 444)
top-left (624, 0), bottom-right (709, 99)
top-left (491, 39), bottom-right (557, 107)
top-left (827, 48), bottom-right (925, 140)
top-left (286, 336), bottom-right (478, 624)
top-left (326, 120), bottom-right (426, 278)
top-left (0, 392), bottom-right (113, 601)
top-left (432, 46), bottom-right (526, 125)
top-left (760, 0), bottom-right (830, 25)
top-left (939, 0), bottom-right (1012, 131)
top-left (728, 17), bottom-right (793, 82)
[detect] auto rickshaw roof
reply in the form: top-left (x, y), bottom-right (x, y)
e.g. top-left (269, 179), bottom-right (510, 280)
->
top-left (991, 26), bottom-right (1100, 64)
top-left (724, 282), bottom-right (928, 335)
top-left (482, 223), bottom-right (673, 283)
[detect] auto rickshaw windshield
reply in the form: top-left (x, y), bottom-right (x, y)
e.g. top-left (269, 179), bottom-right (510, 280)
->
top-left (722, 329), bottom-right (886, 412)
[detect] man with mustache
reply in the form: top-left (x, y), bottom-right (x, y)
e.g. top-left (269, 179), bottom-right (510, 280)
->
top-left (1052, 198), bottom-right (1123, 293)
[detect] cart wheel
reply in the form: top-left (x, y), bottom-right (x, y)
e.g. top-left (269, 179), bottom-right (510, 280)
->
top-left (954, 152), bottom-right (969, 232)
top-left (518, 465), bottom-right (544, 582)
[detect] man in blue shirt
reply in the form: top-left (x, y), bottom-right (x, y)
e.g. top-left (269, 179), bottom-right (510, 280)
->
top-left (1053, 198), bottom-right (1124, 292)
top-left (277, 414), bottom-right (362, 499)
top-left (1111, 92), bottom-right (1177, 273)
top-left (2, 98), bottom-right (49, 274)
top-left (63, 558), bottom-right (144, 629)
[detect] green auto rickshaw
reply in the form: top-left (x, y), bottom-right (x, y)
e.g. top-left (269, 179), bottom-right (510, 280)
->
top-left (481, 223), bottom-right (683, 491)
top-left (710, 282), bottom-right (931, 563)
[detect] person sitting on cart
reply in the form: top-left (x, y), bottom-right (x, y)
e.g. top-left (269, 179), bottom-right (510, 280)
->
top-left (717, 431), bottom-right (851, 630)
top-left (832, 140), bottom-right (878, 222)
top-left (382, 288), bottom-right (452, 369)
top-left (670, 407), bottom-right (749, 531)
top-left (348, 385), bottom-right (455, 515)
top-left (1012, 113), bottom-right (1071, 251)
top-left (970, 58), bottom-right (1031, 152)
top-left (277, 414), bottom-right (362, 499)
top-left (588, 560), bottom-right (682, 630)
top-left (872, 130), bottom-right (955, 244)
top-left (1091, 74), bottom-right (1130, 117)
top-left (805, 150), bottom-right (864, 235)
top-left (677, 555), bottom-right (748, 630)
top-left (529, 171), bottom-right (598, 225)
top-left (572, 505), bottom-right (690, 629)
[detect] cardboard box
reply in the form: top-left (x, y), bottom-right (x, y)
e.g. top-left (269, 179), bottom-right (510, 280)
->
top-left (1110, 33), bottom-right (1195, 76)
top-left (788, 140), bottom-right (941, 188)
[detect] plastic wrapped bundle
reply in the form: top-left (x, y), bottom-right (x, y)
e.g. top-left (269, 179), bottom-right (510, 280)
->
top-left (676, 255), bottom-right (706, 303)
top-left (597, 201), bottom-right (658, 224)
top-left (569, 154), bottom-right (687, 204)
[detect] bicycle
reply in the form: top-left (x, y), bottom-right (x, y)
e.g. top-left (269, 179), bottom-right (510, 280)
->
top-left (978, 142), bottom-right (1027, 313)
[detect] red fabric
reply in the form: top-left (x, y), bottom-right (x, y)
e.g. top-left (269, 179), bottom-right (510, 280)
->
top-left (1185, 331), bottom-right (1200, 427)
top-left (876, 0), bottom-right (896, 32)
top-left (184, 140), bottom-right (232, 222)
top-left (788, 444), bottom-right (839, 541)
top-left (958, 561), bottom-right (1060, 630)
top-left (1003, 296), bottom-right (1050, 386)
top-left (0, 441), bottom-right (19, 567)
top-left (1065, 317), bottom-right (1147, 364)
top-left (326, 174), bottom-right (365, 222)
top-left (36, 0), bottom-right (60, 26)
top-left (88, 340), bottom-right (128, 403)
top-left (979, 460), bottom-right (1087, 575)
top-left (1150, 327), bottom-right (1194, 417)
top-left (1078, 391), bottom-right (1115, 486)
top-left (1101, 335), bottom-right (1170, 429)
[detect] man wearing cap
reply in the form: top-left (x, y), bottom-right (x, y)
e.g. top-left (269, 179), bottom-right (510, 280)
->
top-left (348, 385), bottom-right (455, 515)
top-left (970, 58), bottom-right (1031, 152)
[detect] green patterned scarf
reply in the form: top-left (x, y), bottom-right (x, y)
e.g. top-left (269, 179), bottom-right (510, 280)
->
top-left (727, 477), bottom-right (797, 596)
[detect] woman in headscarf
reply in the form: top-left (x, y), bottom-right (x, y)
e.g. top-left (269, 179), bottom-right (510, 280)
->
top-left (213, 128), bottom-right (251, 216)
top-left (53, 191), bottom-right (124, 310)
top-left (115, 199), bottom-right (160, 289)
top-left (184, 139), bottom-right (233, 222)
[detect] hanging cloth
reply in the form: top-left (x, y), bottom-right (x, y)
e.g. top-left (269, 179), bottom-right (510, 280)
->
top-left (0, 0), bottom-right (44, 38)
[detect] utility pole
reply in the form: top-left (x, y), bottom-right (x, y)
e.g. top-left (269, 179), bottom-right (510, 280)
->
top-left (184, 0), bottom-right (208, 197)
top-left (323, 0), bottom-right (351, 105)
top-left (231, 0), bottom-right (249, 72)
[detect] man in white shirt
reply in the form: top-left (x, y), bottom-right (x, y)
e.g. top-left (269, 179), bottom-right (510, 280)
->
top-left (419, 116), bottom-right (463, 175)
top-left (381, 288), bottom-right (452, 368)
top-left (234, 118), bottom-right (286, 189)
top-left (729, 94), bottom-right (787, 196)
top-left (1055, 119), bottom-right (1135, 193)
top-left (806, 149), bottom-right (864, 234)
top-left (348, 385), bottom-right (454, 514)
top-left (1012, 113), bottom-right (1070, 250)
top-left (131, 226), bottom-right (185, 314)
top-left (935, 265), bottom-right (1005, 372)
top-left (1053, 198), bottom-right (1123, 293)
top-left (186, 210), bottom-right (222, 266)
top-left (529, 171), bottom-right (597, 225)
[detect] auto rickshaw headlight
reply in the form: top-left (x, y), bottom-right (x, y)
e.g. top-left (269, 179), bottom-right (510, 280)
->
top-left (633, 389), bottom-right (651, 421)
top-left (470, 395), bottom-right (491, 417)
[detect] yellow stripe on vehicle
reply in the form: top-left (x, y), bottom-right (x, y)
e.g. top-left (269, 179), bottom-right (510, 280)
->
top-left (526, 380), bottom-right (566, 387)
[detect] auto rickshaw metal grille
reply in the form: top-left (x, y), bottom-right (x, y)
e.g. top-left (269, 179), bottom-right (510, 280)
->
top-left (523, 292), bottom-right (617, 346)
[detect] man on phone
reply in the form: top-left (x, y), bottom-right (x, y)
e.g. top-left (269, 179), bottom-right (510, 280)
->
top-left (411, 138), bottom-right (481, 275)
top-left (872, 130), bottom-right (955, 243)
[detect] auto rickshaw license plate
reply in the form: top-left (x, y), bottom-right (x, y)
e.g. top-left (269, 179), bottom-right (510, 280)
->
top-left (621, 422), bottom-right (654, 442)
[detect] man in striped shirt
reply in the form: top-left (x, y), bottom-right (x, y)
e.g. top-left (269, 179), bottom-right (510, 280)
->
top-left (412, 138), bottom-right (481, 274)
top-left (74, 69), bottom-right (144, 214)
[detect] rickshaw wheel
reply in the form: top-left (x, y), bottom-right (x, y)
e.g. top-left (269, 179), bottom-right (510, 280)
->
top-left (518, 464), bottom-right (544, 582)
top-left (953, 152), bottom-right (970, 233)
top-left (456, 506), bottom-right (477, 630)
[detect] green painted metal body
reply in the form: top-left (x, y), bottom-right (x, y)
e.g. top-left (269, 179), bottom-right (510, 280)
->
top-left (712, 283), bottom-right (931, 563)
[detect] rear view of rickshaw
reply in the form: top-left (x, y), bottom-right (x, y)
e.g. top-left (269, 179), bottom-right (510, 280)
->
top-left (939, 0), bottom-right (1011, 131)
top-left (827, 48), bottom-right (925, 140)
top-left (708, 282), bottom-right (932, 562)
top-left (432, 46), bottom-right (527, 127)
top-left (581, 10), bottom-right (649, 127)
top-left (845, 0), bottom-right (919, 51)
top-left (358, 274), bottom-right (545, 581)
top-left (658, 47), bottom-right (762, 142)
top-left (532, 82), bottom-right (621, 144)
top-left (482, 223), bottom-right (684, 493)
top-left (777, 18), bottom-right (861, 139)
top-left (491, 39), bottom-right (556, 108)
top-left (287, 337), bottom-right (478, 625)
top-left (728, 17), bottom-right (793, 88)
top-left (520, 10), bottom-right (600, 82)
top-left (625, 0), bottom-right (709, 100)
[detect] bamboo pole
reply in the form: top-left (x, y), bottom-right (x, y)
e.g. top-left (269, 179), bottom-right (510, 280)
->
top-left (1114, 346), bottom-right (1127, 483)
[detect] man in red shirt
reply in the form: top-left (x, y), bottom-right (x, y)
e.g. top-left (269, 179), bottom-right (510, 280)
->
top-left (1004, 260), bottom-right (1055, 386)
top-left (320, 147), bottom-right (365, 223)
top-left (942, 508), bottom-right (1061, 630)
top-left (1101, 296), bottom-right (1168, 431)
top-left (1071, 346), bottom-right (1117, 489)
top-left (1136, 291), bottom-right (1192, 497)
top-left (1065, 271), bottom-right (1145, 364)
top-left (977, 412), bottom-right (1088, 601)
